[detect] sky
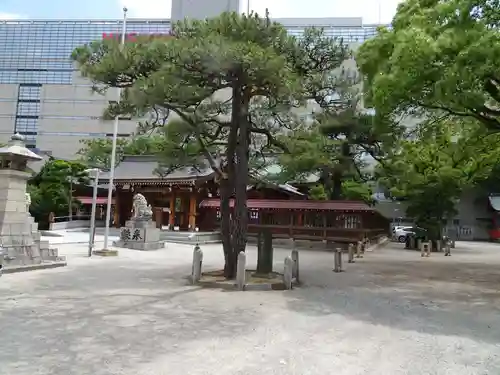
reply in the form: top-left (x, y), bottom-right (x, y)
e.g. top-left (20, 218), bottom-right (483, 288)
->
top-left (0, 0), bottom-right (402, 24)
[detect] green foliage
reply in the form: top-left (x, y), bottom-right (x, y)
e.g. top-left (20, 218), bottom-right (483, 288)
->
top-left (357, 0), bottom-right (500, 130)
top-left (29, 159), bottom-right (89, 228)
top-left (278, 97), bottom-right (398, 200)
top-left (309, 185), bottom-right (328, 200)
top-left (77, 135), bottom-right (165, 169)
top-left (378, 119), bottom-right (500, 237)
top-left (342, 180), bottom-right (374, 204)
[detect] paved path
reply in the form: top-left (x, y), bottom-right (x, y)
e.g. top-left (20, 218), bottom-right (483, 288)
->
top-left (1, 241), bottom-right (499, 374)
top-left (41, 229), bottom-right (119, 245)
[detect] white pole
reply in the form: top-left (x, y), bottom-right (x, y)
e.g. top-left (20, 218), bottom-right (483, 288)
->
top-left (102, 7), bottom-right (128, 251)
top-left (88, 169), bottom-right (99, 257)
top-left (378, 0), bottom-right (382, 24)
top-left (247, 0), bottom-right (250, 14)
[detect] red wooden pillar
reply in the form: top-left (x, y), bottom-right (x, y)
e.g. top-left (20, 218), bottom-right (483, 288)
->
top-left (169, 194), bottom-right (175, 228)
top-left (188, 194), bottom-right (197, 230)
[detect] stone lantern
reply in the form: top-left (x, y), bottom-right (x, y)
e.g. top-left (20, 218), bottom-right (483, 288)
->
top-left (0, 134), bottom-right (41, 221)
top-left (0, 134), bottom-right (66, 272)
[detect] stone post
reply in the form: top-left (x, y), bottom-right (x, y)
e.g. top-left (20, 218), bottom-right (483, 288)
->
top-left (356, 241), bottom-right (363, 258)
top-left (333, 248), bottom-right (343, 273)
top-left (283, 256), bottom-right (293, 290)
top-left (420, 241), bottom-right (431, 257)
top-left (191, 244), bottom-right (203, 284)
top-left (444, 241), bottom-right (451, 256)
top-left (409, 236), bottom-right (416, 250)
top-left (0, 244), bottom-right (4, 277)
top-left (236, 251), bottom-right (246, 291)
top-left (291, 249), bottom-right (299, 283)
top-left (348, 243), bottom-right (355, 263)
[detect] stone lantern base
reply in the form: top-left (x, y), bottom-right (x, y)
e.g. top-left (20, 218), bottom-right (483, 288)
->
top-left (1, 214), bottom-right (66, 272)
top-left (0, 134), bottom-right (66, 274)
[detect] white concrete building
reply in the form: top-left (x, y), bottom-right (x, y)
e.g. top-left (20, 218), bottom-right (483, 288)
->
top-left (0, 0), bottom-right (383, 159)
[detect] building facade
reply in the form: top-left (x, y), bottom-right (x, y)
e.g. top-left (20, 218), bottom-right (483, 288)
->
top-left (0, 17), bottom-right (383, 159)
top-left (171, 0), bottom-right (241, 22)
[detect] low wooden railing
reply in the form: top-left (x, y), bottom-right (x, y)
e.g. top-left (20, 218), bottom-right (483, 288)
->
top-left (247, 224), bottom-right (387, 243)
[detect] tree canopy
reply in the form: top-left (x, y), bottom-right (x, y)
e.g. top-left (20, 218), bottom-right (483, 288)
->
top-left (72, 11), bottom-right (354, 278)
top-left (377, 119), bottom-right (500, 238)
top-left (77, 134), bottom-right (165, 169)
top-left (28, 159), bottom-right (89, 228)
top-left (277, 94), bottom-right (399, 201)
top-left (357, 0), bottom-right (500, 130)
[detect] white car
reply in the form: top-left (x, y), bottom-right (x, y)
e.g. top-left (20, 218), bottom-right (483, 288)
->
top-left (393, 226), bottom-right (414, 242)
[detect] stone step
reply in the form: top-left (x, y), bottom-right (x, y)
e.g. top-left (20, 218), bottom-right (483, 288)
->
top-left (160, 233), bottom-right (221, 242)
top-left (163, 239), bottom-right (222, 245)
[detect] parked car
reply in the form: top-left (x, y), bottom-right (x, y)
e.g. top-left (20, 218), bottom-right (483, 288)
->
top-left (394, 226), bottom-right (428, 243)
top-left (393, 226), bottom-right (414, 242)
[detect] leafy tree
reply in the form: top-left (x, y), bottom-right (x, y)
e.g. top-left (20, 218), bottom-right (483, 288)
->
top-left (279, 97), bottom-right (397, 201)
top-left (378, 119), bottom-right (500, 239)
top-left (72, 12), bottom-right (350, 278)
top-left (78, 134), bottom-right (166, 169)
top-left (28, 159), bottom-right (89, 228)
top-left (77, 138), bottom-right (129, 169)
top-left (357, 0), bottom-right (500, 130)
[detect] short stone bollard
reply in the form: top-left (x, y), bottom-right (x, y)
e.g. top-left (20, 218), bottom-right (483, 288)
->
top-left (333, 248), bottom-right (343, 273)
top-left (236, 251), bottom-right (247, 291)
top-left (283, 256), bottom-right (293, 290)
top-left (436, 240), bottom-right (442, 252)
top-left (444, 241), bottom-right (451, 256)
top-left (356, 241), bottom-right (363, 258)
top-left (291, 249), bottom-right (299, 283)
top-left (420, 241), bottom-right (431, 257)
top-left (348, 243), bottom-right (355, 263)
top-left (191, 244), bottom-right (203, 284)
top-left (409, 236), bottom-right (416, 249)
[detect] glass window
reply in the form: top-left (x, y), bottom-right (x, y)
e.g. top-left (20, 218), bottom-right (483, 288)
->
top-left (18, 85), bottom-right (41, 100)
top-left (17, 101), bottom-right (41, 116)
top-left (0, 20), bottom-right (172, 85)
top-left (15, 117), bottom-right (39, 134)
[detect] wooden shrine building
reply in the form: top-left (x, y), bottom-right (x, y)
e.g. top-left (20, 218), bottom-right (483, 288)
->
top-left (95, 155), bottom-right (389, 243)
top-left (98, 155), bottom-right (303, 230)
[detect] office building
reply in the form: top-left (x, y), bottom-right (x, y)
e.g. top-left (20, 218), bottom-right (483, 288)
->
top-left (171, 0), bottom-right (241, 22)
top-left (0, 16), bottom-right (383, 159)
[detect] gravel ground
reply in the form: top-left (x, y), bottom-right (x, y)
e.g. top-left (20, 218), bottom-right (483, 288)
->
top-left (1, 240), bottom-right (499, 375)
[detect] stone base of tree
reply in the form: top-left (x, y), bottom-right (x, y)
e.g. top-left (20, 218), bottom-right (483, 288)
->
top-left (190, 270), bottom-right (299, 291)
top-left (92, 249), bottom-right (119, 257)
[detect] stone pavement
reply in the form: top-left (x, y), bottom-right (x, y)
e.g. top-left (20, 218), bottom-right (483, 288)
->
top-left (1, 241), bottom-right (499, 375)
top-left (41, 229), bottom-right (119, 245)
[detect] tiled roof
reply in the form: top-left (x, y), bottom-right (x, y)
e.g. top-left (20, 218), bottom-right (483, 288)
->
top-left (200, 199), bottom-right (375, 212)
top-left (99, 155), bottom-right (214, 181)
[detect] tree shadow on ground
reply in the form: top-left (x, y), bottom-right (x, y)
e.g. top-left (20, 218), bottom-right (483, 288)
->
top-left (284, 248), bottom-right (500, 345)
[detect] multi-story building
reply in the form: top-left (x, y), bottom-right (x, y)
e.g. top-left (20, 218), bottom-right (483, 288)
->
top-left (0, 15), bottom-right (383, 159)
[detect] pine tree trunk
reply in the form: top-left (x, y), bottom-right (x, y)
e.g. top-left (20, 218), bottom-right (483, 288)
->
top-left (222, 91), bottom-right (240, 279)
top-left (331, 173), bottom-right (343, 200)
top-left (231, 90), bottom-right (250, 257)
top-left (220, 177), bottom-right (234, 278)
